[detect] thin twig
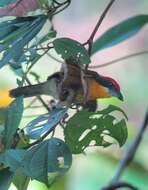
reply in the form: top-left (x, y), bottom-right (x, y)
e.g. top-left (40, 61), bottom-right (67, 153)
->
top-left (102, 181), bottom-right (138, 190)
top-left (52, 0), bottom-right (71, 16)
top-left (24, 105), bottom-right (43, 110)
top-left (46, 51), bottom-right (64, 63)
top-left (85, 0), bottom-right (116, 56)
top-left (109, 109), bottom-right (148, 184)
top-left (35, 46), bottom-right (53, 51)
top-left (23, 114), bottom-right (44, 118)
top-left (89, 51), bottom-right (148, 69)
top-left (25, 77), bottom-right (51, 112)
top-left (24, 98), bottom-right (38, 110)
top-left (22, 49), bottom-right (49, 85)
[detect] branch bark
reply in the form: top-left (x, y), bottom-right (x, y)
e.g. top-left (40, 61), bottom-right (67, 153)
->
top-left (102, 181), bottom-right (138, 190)
top-left (103, 109), bottom-right (148, 189)
top-left (85, 0), bottom-right (116, 56)
top-left (25, 77), bottom-right (51, 112)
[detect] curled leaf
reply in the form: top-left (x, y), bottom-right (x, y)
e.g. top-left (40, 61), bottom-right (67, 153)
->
top-left (25, 108), bottom-right (67, 139)
top-left (64, 105), bottom-right (128, 154)
top-left (22, 138), bottom-right (72, 186)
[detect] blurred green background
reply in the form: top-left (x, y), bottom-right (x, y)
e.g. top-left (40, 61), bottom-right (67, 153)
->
top-left (0, 0), bottom-right (147, 189)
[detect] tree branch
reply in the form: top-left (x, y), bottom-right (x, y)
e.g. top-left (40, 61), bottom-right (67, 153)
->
top-left (52, 0), bottom-right (71, 16)
top-left (25, 77), bottom-right (51, 112)
top-left (89, 51), bottom-right (148, 69)
top-left (85, 0), bottom-right (116, 56)
top-left (102, 181), bottom-right (138, 190)
top-left (109, 109), bottom-right (148, 184)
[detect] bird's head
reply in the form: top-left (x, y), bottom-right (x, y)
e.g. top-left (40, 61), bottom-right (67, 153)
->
top-left (100, 76), bottom-right (124, 101)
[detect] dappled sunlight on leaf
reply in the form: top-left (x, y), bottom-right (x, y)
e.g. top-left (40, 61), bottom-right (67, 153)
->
top-left (64, 105), bottom-right (128, 154)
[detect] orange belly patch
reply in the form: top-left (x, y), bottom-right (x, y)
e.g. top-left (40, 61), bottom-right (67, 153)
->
top-left (88, 80), bottom-right (110, 100)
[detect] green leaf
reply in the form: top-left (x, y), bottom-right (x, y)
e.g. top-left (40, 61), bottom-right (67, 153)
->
top-left (0, 21), bottom-right (31, 46)
top-left (0, 149), bottom-right (29, 190)
top-left (0, 149), bottom-right (26, 171)
top-left (53, 38), bottom-right (91, 65)
top-left (2, 97), bottom-right (23, 148)
top-left (0, 108), bottom-right (7, 136)
top-left (0, 168), bottom-right (14, 190)
top-left (103, 117), bottom-right (128, 147)
top-left (26, 108), bottom-right (67, 139)
top-left (0, 16), bottom-right (46, 69)
top-left (0, 21), bottom-right (20, 41)
top-left (13, 169), bottom-right (30, 190)
top-left (64, 106), bottom-right (128, 154)
top-left (22, 138), bottom-right (72, 187)
top-left (32, 30), bottom-right (57, 47)
top-left (0, 17), bottom-right (37, 43)
top-left (92, 15), bottom-right (148, 54)
top-left (97, 104), bottom-right (128, 120)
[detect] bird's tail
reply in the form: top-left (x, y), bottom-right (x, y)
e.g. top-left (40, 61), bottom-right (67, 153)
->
top-left (9, 83), bottom-right (46, 98)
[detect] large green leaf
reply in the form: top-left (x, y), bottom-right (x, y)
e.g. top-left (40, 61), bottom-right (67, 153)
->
top-left (64, 105), bottom-right (128, 154)
top-left (53, 38), bottom-right (91, 65)
top-left (97, 104), bottom-right (128, 120)
top-left (0, 149), bottom-right (29, 190)
top-left (22, 138), bottom-right (72, 187)
top-left (2, 97), bottom-right (23, 148)
top-left (92, 15), bottom-right (148, 55)
top-left (0, 16), bottom-right (46, 69)
top-left (0, 149), bottom-right (26, 171)
top-left (0, 168), bottom-right (14, 190)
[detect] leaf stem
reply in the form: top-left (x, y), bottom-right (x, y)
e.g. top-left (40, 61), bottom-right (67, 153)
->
top-left (25, 77), bottom-right (51, 112)
top-left (102, 181), bottom-right (138, 190)
top-left (108, 109), bottom-right (148, 185)
top-left (52, 0), bottom-right (71, 16)
top-left (85, 0), bottom-right (116, 57)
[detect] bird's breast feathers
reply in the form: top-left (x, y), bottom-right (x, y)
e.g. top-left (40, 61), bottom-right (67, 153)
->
top-left (88, 80), bottom-right (110, 100)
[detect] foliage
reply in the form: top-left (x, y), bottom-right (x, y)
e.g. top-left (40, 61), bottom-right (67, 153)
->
top-left (26, 108), bottom-right (67, 139)
top-left (53, 38), bottom-right (91, 65)
top-left (64, 105), bottom-right (128, 154)
top-left (0, 1), bottom-right (147, 189)
top-left (92, 14), bottom-right (148, 54)
top-left (2, 97), bottom-right (23, 148)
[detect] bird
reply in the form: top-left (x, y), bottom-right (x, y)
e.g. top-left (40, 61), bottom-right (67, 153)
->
top-left (9, 59), bottom-right (123, 111)
top-left (58, 59), bottom-right (123, 110)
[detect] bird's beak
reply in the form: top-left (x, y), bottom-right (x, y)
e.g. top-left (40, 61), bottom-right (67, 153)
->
top-left (117, 92), bottom-right (124, 101)
top-left (110, 89), bottom-right (124, 101)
